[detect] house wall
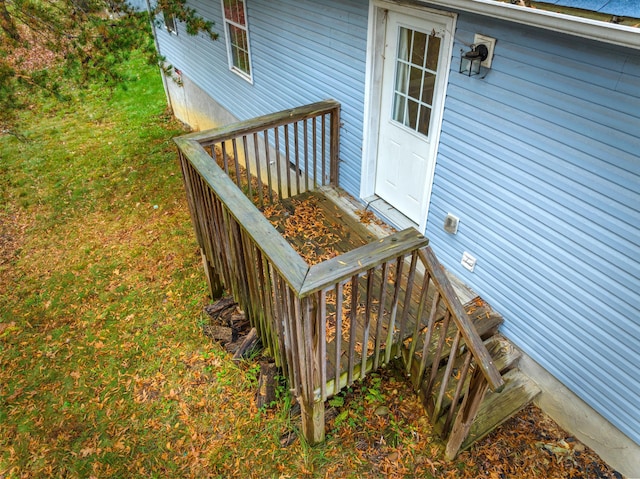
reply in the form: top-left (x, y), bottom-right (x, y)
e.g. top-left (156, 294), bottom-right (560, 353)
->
top-left (153, 0), bottom-right (370, 196)
top-left (424, 8), bottom-right (640, 450)
top-left (155, 0), bottom-right (640, 472)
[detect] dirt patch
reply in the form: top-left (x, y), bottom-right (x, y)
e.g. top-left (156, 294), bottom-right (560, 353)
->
top-left (460, 404), bottom-right (623, 478)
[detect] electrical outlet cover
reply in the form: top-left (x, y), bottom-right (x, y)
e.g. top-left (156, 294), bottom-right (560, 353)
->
top-left (474, 34), bottom-right (496, 69)
top-left (444, 213), bottom-right (459, 234)
top-left (461, 251), bottom-right (477, 272)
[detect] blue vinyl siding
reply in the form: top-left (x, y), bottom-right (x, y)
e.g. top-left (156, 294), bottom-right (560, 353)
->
top-left (154, 0), bottom-right (369, 197)
top-left (426, 11), bottom-right (640, 444)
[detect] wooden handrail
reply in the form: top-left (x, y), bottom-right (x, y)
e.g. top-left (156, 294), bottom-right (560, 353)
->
top-left (180, 100), bottom-right (341, 148)
top-left (175, 136), bottom-right (309, 292)
top-left (418, 247), bottom-right (505, 393)
top-left (299, 229), bottom-right (428, 297)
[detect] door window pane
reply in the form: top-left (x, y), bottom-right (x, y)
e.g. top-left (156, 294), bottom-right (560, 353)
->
top-left (426, 35), bottom-right (441, 71)
top-left (411, 31), bottom-right (427, 66)
top-left (390, 26), bottom-right (441, 138)
top-left (393, 93), bottom-right (406, 124)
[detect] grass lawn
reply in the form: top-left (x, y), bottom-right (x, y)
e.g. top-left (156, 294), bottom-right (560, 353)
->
top-left (0, 53), bottom-right (445, 479)
top-left (0, 53), bottom-right (620, 479)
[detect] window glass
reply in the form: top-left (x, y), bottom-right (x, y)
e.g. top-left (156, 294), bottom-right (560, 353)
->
top-left (222, 0), bottom-right (252, 80)
top-left (163, 11), bottom-right (177, 34)
top-left (391, 27), bottom-right (441, 138)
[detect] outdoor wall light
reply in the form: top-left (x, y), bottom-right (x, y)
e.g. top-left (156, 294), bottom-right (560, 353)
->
top-left (459, 44), bottom-right (489, 77)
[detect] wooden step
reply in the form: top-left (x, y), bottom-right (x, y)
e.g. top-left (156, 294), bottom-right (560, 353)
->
top-left (460, 368), bottom-right (541, 451)
top-left (325, 300), bottom-right (503, 387)
top-left (401, 303), bottom-right (504, 388)
top-left (421, 334), bottom-right (522, 423)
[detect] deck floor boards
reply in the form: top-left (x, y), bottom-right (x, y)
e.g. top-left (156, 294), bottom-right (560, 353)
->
top-left (261, 188), bottom-right (493, 396)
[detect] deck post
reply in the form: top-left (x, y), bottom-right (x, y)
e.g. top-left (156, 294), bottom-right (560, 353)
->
top-left (300, 398), bottom-right (325, 445)
top-left (200, 248), bottom-right (224, 298)
top-left (329, 106), bottom-right (340, 187)
top-left (444, 367), bottom-right (490, 460)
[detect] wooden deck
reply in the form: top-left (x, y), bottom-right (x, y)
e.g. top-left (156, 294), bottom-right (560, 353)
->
top-left (264, 189), bottom-right (381, 263)
top-left (175, 100), bottom-right (513, 457)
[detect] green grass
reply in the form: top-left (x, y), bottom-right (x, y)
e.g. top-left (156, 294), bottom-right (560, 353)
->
top-left (1, 48), bottom-right (609, 479)
top-left (0, 52), bottom-right (452, 478)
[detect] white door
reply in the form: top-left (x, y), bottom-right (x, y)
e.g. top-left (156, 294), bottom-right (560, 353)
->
top-left (374, 11), bottom-right (451, 225)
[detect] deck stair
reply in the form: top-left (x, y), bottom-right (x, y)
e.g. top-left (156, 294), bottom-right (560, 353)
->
top-left (400, 298), bottom-right (541, 456)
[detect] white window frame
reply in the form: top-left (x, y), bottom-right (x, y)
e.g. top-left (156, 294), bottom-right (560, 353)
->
top-left (221, 0), bottom-right (253, 83)
top-left (163, 11), bottom-right (177, 35)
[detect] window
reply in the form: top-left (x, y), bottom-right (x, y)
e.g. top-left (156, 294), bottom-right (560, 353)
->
top-left (392, 27), bottom-right (440, 138)
top-left (163, 11), bottom-right (177, 34)
top-left (221, 0), bottom-right (252, 81)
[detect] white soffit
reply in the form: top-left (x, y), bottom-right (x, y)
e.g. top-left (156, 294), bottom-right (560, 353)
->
top-left (422, 0), bottom-right (640, 50)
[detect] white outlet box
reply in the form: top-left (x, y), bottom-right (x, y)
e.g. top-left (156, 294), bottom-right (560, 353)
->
top-left (474, 34), bottom-right (497, 69)
top-left (444, 213), bottom-right (459, 234)
top-left (461, 251), bottom-right (477, 272)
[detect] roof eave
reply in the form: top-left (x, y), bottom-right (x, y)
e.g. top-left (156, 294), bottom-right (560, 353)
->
top-left (423, 0), bottom-right (640, 50)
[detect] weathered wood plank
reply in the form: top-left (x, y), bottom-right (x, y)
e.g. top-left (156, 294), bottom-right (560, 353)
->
top-left (232, 328), bottom-right (261, 363)
top-left (460, 369), bottom-right (540, 452)
top-left (333, 281), bottom-right (343, 396)
top-left (300, 229), bottom-right (428, 296)
top-left (347, 274), bottom-right (358, 386)
top-left (444, 367), bottom-right (490, 460)
top-left (179, 101), bottom-right (340, 147)
top-left (418, 247), bottom-right (504, 392)
top-left (329, 107), bottom-right (340, 186)
top-left (173, 138), bottom-right (309, 292)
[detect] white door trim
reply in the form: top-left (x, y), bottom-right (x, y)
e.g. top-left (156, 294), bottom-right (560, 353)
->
top-left (360, 0), bottom-right (457, 232)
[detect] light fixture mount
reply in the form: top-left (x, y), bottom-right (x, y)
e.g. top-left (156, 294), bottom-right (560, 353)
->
top-left (459, 43), bottom-right (490, 77)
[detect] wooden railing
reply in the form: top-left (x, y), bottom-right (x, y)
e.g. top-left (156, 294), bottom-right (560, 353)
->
top-left (175, 100), bottom-right (504, 457)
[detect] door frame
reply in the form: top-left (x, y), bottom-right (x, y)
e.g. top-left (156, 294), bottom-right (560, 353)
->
top-left (360, 0), bottom-right (457, 232)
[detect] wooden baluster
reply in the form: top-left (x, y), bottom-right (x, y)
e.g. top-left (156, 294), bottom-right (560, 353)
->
top-left (321, 114), bottom-right (327, 185)
top-left (263, 129), bottom-right (274, 204)
top-left (253, 132), bottom-right (263, 208)
top-left (303, 118), bottom-right (309, 192)
top-left (284, 124), bottom-right (291, 198)
top-left (406, 272), bottom-right (432, 375)
top-left (373, 261), bottom-right (388, 370)
top-left (444, 363), bottom-right (489, 461)
top-left (274, 274), bottom-right (297, 395)
top-left (360, 268), bottom-right (375, 379)
top-left (302, 297), bottom-right (315, 399)
top-left (423, 310), bottom-right (451, 401)
top-left (319, 290), bottom-right (327, 402)
top-left (329, 107), bottom-right (340, 186)
top-left (242, 135), bottom-right (252, 201)
top-left (312, 116), bottom-right (318, 188)
top-left (443, 350), bottom-right (473, 435)
top-left (290, 285), bottom-right (303, 399)
top-left (221, 141), bottom-right (229, 174)
top-left (274, 127), bottom-right (283, 199)
top-left (398, 251), bottom-right (419, 347)
top-left (333, 281), bottom-right (343, 395)
top-left (385, 256), bottom-right (405, 364)
top-left (416, 290), bottom-right (441, 385)
top-left (433, 330), bottom-right (462, 421)
top-left (293, 122), bottom-right (300, 195)
top-left (300, 295), bottom-right (325, 445)
top-left (232, 138), bottom-right (241, 189)
top-left (261, 254), bottom-right (281, 365)
top-left (347, 274), bottom-right (358, 386)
